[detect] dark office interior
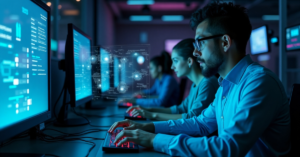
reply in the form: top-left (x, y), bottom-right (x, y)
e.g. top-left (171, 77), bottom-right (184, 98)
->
top-left (0, 0), bottom-right (300, 157)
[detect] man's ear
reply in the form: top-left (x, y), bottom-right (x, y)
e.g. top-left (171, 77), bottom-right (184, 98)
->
top-left (222, 34), bottom-right (232, 53)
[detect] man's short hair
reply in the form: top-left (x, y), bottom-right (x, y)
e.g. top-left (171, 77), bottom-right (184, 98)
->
top-left (190, 2), bottom-right (252, 52)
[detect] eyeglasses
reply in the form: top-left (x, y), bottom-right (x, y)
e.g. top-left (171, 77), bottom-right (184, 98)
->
top-left (193, 34), bottom-right (224, 51)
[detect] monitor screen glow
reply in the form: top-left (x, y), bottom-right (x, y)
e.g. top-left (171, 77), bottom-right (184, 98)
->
top-left (250, 26), bottom-right (269, 55)
top-left (286, 25), bottom-right (300, 51)
top-left (73, 30), bottom-right (92, 101)
top-left (0, 0), bottom-right (49, 129)
top-left (101, 48), bottom-right (110, 92)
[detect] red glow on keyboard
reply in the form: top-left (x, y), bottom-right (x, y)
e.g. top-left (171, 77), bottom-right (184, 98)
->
top-left (108, 129), bottom-right (135, 148)
top-left (137, 116), bottom-right (141, 118)
top-left (126, 103), bottom-right (132, 106)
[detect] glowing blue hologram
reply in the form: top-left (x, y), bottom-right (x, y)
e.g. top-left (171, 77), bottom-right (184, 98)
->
top-left (120, 57), bottom-right (128, 63)
top-left (117, 82), bottom-right (129, 93)
top-left (86, 65), bottom-right (91, 70)
top-left (132, 71), bottom-right (142, 81)
top-left (137, 56), bottom-right (145, 65)
top-left (91, 55), bottom-right (97, 64)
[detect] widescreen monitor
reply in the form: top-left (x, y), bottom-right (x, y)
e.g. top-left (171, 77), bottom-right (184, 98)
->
top-left (286, 24), bottom-right (300, 51)
top-left (54, 24), bottom-right (92, 126)
top-left (65, 24), bottom-right (92, 107)
top-left (250, 25), bottom-right (270, 55)
top-left (0, 0), bottom-right (51, 144)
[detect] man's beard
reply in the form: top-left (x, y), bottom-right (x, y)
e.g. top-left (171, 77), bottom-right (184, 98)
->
top-left (198, 49), bottom-right (224, 78)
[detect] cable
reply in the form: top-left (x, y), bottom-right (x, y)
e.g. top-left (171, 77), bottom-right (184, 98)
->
top-left (37, 129), bottom-right (104, 157)
top-left (53, 78), bottom-right (66, 119)
top-left (72, 108), bottom-right (115, 127)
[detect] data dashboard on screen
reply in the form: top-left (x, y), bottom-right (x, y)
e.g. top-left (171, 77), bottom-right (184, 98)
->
top-left (0, 0), bottom-right (49, 129)
top-left (250, 25), bottom-right (269, 55)
top-left (73, 29), bottom-right (92, 101)
top-left (286, 24), bottom-right (300, 51)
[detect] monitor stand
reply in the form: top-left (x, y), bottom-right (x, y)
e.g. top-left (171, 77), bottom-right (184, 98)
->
top-left (53, 83), bottom-right (89, 127)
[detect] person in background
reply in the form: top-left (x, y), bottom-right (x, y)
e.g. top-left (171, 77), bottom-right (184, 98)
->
top-left (118, 51), bottom-right (179, 107)
top-left (109, 2), bottom-right (290, 157)
top-left (126, 38), bottom-right (219, 121)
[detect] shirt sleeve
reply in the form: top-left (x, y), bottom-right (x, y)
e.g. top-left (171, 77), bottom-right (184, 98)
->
top-left (184, 80), bottom-right (218, 119)
top-left (142, 80), bottom-right (157, 95)
top-left (136, 77), bottom-right (177, 107)
top-left (153, 101), bottom-right (218, 136)
top-left (153, 74), bottom-right (289, 157)
top-left (170, 93), bottom-right (190, 114)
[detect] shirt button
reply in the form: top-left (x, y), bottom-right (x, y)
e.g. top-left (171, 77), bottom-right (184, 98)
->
top-left (222, 96), bottom-right (226, 99)
top-left (221, 116), bottom-right (224, 119)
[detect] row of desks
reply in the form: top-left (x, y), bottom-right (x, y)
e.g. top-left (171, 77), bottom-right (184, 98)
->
top-left (0, 100), bottom-right (170, 157)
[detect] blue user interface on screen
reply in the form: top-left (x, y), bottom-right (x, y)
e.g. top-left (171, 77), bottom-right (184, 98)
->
top-left (100, 48), bottom-right (110, 92)
top-left (114, 57), bottom-right (119, 88)
top-left (73, 30), bottom-right (92, 101)
top-left (286, 25), bottom-right (300, 51)
top-left (0, 0), bottom-right (49, 129)
top-left (250, 26), bottom-right (269, 55)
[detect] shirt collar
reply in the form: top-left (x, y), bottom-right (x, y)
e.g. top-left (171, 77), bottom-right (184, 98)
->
top-left (218, 55), bottom-right (253, 86)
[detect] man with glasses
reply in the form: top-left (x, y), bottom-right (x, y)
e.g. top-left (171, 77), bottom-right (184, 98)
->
top-left (108, 2), bottom-right (290, 156)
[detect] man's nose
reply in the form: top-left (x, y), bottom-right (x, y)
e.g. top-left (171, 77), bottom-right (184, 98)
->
top-left (193, 49), bottom-right (202, 57)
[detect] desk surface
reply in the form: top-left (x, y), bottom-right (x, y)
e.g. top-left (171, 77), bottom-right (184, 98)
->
top-left (0, 100), bottom-right (169, 157)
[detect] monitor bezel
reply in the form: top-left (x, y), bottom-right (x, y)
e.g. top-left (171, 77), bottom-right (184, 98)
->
top-left (250, 25), bottom-right (271, 55)
top-left (66, 23), bottom-right (93, 107)
top-left (286, 23), bottom-right (300, 52)
top-left (0, 0), bottom-right (52, 143)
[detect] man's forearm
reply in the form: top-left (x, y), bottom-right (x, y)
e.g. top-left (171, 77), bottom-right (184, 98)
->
top-left (152, 113), bottom-right (182, 121)
top-left (142, 123), bottom-right (155, 133)
top-left (148, 108), bottom-right (172, 114)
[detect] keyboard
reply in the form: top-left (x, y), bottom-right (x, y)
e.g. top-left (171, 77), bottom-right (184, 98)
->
top-left (118, 102), bottom-right (133, 108)
top-left (102, 128), bottom-right (139, 152)
top-left (124, 112), bottom-right (147, 120)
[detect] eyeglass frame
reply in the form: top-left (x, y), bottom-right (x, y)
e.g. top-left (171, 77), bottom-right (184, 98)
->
top-left (193, 34), bottom-right (224, 52)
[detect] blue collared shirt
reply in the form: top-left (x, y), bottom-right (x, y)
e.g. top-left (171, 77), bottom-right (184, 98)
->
top-left (170, 76), bottom-right (219, 119)
top-left (153, 55), bottom-right (290, 157)
top-left (136, 74), bottom-right (179, 107)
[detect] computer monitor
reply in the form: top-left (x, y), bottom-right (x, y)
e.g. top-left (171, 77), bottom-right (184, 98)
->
top-left (0, 0), bottom-right (51, 150)
top-left (286, 24), bottom-right (300, 51)
top-left (54, 24), bottom-right (92, 126)
top-left (250, 25), bottom-right (270, 55)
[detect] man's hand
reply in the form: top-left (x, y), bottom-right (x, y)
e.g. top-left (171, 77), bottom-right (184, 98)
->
top-left (114, 129), bottom-right (156, 148)
top-left (108, 119), bottom-right (142, 133)
top-left (108, 119), bottom-right (155, 133)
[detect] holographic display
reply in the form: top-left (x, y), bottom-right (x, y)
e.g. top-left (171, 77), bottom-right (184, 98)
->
top-left (91, 45), bottom-right (150, 100)
top-left (0, 0), bottom-right (48, 129)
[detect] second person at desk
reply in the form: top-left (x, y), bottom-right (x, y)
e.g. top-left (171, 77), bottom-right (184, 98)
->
top-left (126, 38), bottom-right (219, 121)
top-left (118, 51), bottom-right (180, 107)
